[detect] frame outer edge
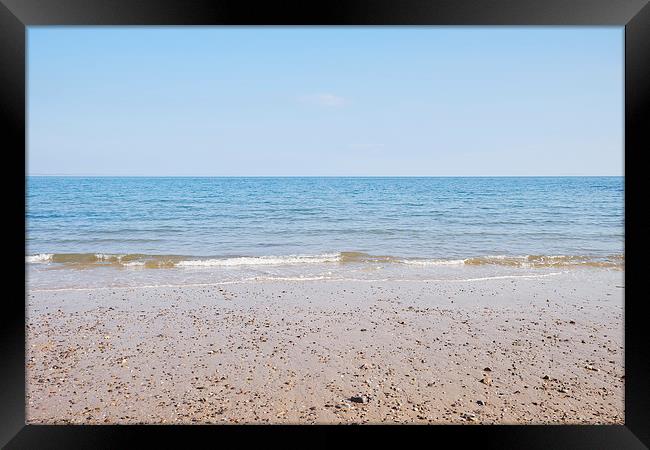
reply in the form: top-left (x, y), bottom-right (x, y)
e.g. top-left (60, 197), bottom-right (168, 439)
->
top-left (0, 0), bottom-right (26, 447)
top-left (0, 0), bottom-right (647, 447)
top-left (625, 1), bottom-right (650, 447)
top-left (0, 0), bottom-right (649, 25)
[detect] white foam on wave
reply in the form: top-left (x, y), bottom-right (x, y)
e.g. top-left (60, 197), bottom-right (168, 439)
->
top-left (176, 254), bottom-right (340, 267)
top-left (95, 253), bottom-right (117, 260)
top-left (400, 258), bottom-right (466, 266)
top-left (123, 261), bottom-right (146, 267)
top-left (26, 253), bottom-right (53, 263)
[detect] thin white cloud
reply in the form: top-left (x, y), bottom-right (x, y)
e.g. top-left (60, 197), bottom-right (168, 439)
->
top-left (300, 93), bottom-right (347, 107)
top-left (348, 143), bottom-right (385, 151)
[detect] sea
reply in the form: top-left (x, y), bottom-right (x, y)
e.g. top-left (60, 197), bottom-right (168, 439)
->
top-left (26, 176), bottom-right (624, 290)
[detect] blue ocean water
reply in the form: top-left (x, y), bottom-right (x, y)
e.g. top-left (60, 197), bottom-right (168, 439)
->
top-left (27, 177), bottom-right (623, 263)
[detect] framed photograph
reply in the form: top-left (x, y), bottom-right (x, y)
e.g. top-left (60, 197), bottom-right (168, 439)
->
top-left (2, 0), bottom-right (648, 447)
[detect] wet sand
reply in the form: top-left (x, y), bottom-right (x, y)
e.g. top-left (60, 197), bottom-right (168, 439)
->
top-left (26, 269), bottom-right (624, 424)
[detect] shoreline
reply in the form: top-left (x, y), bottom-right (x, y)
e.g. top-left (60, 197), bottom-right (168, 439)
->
top-left (28, 269), bottom-right (570, 292)
top-left (26, 251), bottom-right (625, 269)
top-left (26, 269), bottom-right (624, 424)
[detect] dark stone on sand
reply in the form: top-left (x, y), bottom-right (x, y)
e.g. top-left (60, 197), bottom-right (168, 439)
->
top-left (350, 395), bottom-right (369, 404)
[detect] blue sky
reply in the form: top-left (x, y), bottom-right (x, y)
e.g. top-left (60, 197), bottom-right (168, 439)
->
top-left (28, 27), bottom-right (623, 176)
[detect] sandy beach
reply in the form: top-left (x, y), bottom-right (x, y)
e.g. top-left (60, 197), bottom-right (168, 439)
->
top-left (25, 269), bottom-right (623, 424)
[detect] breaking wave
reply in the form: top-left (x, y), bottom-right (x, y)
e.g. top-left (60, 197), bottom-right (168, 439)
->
top-left (25, 251), bottom-right (624, 269)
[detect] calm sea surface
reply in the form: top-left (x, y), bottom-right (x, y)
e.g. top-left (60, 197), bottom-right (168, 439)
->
top-left (27, 177), bottom-right (624, 288)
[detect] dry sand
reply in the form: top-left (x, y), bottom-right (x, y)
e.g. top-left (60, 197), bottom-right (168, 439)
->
top-left (26, 269), bottom-right (624, 424)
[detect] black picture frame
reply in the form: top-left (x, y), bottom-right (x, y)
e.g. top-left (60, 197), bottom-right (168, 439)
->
top-left (2, 0), bottom-right (648, 448)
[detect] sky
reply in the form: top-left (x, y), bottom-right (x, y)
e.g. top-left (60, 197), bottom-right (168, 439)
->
top-left (28, 27), bottom-right (623, 176)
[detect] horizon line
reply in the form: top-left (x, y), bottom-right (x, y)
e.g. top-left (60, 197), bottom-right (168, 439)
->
top-left (26, 174), bottom-right (624, 178)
